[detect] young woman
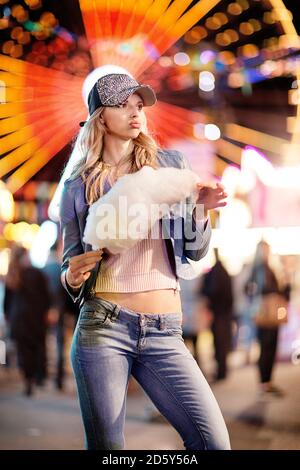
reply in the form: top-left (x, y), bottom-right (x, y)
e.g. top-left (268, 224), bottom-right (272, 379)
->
top-left (59, 71), bottom-right (230, 450)
top-left (246, 241), bottom-right (286, 397)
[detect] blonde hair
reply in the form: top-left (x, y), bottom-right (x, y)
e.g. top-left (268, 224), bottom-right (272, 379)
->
top-left (70, 107), bottom-right (159, 205)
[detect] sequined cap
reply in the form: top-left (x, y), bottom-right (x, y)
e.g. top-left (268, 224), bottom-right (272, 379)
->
top-left (87, 73), bottom-right (157, 117)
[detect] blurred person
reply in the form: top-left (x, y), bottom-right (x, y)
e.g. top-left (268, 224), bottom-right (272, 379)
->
top-left (201, 250), bottom-right (233, 381)
top-left (246, 241), bottom-right (286, 397)
top-left (3, 245), bottom-right (51, 396)
top-left (0, 277), bottom-right (12, 368)
top-left (278, 255), bottom-right (293, 304)
top-left (180, 276), bottom-right (211, 367)
top-left (43, 239), bottom-right (78, 390)
top-left (60, 71), bottom-right (230, 450)
top-left (232, 262), bottom-right (256, 364)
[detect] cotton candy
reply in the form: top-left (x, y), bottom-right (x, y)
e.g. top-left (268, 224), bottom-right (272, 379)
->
top-left (83, 165), bottom-right (200, 253)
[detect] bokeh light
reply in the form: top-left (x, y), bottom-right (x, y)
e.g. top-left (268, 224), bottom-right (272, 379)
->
top-left (205, 124), bottom-right (221, 140)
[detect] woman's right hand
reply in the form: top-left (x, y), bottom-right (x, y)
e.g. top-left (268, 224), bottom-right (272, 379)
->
top-left (66, 250), bottom-right (104, 289)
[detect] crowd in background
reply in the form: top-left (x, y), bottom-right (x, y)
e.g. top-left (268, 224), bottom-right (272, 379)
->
top-left (0, 238), bottom-right (298, 399)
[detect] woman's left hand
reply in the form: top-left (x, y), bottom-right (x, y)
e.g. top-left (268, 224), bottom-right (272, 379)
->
top-left (195, 182), bottom-right (228, 212)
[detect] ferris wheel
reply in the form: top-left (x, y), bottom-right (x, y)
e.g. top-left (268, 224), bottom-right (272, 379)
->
top-left (0, 0), bottom-right (299, 197)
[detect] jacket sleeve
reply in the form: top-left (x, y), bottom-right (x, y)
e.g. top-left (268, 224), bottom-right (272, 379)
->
top-left (59, 179), bottom-right (85, 303)
top-left (179, 151), bottom-right (212, 261)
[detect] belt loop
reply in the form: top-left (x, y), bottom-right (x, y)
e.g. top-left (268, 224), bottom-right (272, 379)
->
top-left (159, 316), bottom-right (166, 330)
top-left (110, 304), bottom-right (121, 322)
top-left (102, 310), bottom-right (111, 324)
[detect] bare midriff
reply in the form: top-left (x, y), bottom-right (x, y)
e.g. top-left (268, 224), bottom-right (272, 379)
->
top-left (95, 289), bottom-right (182, 316)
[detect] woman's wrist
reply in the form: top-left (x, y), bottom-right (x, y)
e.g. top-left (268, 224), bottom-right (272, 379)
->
top-left (193, 206), bottom-right (209, 221)
top-left (65, 269), bottom-right (83, 290)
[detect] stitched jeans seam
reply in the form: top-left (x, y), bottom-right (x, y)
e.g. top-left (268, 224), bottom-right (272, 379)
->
top-left (136, 358), bottom-right (208, 450)
top-left (73, 340), bottom-right (100, 449)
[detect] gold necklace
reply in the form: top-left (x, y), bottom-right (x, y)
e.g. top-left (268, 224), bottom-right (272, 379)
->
top-left (102, 161), bottom-right (116, 169)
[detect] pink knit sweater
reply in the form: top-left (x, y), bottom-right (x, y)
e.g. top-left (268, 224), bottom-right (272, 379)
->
top-left (95, 219), bottom-right (180, 293)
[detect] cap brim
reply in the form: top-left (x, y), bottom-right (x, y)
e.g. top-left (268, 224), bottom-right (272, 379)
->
top-left (131, 85), bottom-right (157, 106)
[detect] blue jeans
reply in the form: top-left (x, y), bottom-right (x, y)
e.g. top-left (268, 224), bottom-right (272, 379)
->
top-left (70, 297), bottom-right (231, 450)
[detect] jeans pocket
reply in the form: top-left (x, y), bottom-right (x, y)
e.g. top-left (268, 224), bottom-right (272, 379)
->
top-left (79, 306), bottom-right (110, 329)
top-left (165, 325), bottom-right (183, 338)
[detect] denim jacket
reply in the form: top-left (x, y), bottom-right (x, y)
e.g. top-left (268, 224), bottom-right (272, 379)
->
top-left (59, 149), bottom-right (212, 307)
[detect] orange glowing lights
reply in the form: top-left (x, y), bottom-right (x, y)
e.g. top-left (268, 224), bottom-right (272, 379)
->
top-left (1, 0), bottom-right (300, 194)
top-left (40, 12), bottom-right (58, 28)
top-left (2, 41), bottom-right (14, 54)
top-left (79, 0), bottom-right (222, 77)
top-left (227, 3), bottom-right (243, 16)
top-left (184, 26), bottom-right (207, 44)
top-left (0, 53), bottom-right (86, 192)
top-left (11, 26), bottom-right (24, 40)
top-left (10, 44), bottom-right (23, 58)
top-left (24, 0), bottom-right (42, 10)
